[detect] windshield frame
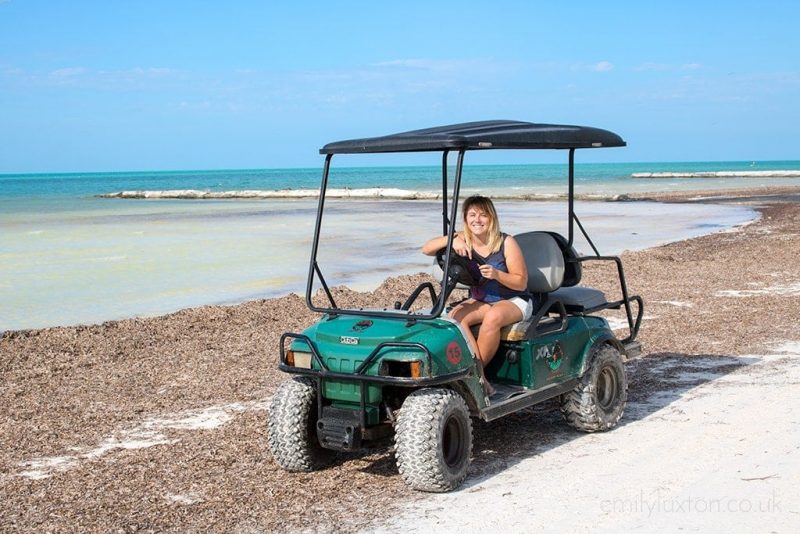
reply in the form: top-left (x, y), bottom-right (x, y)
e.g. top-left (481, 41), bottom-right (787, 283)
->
top-left (304, 150), bottom-right (466, 320)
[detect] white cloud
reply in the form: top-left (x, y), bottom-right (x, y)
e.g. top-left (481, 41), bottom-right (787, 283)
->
top-left (97, 67), bottom-right (175, 83)
top-left (5, 66), bottom-right (180, 90)
top-left (49, 67), bottom-right (86, 78)
top-left (634, 62), bottom-right (703, 72)
top-left (592, 61), bottom-right (614, 72)
top-left (283, 58), bottom-right (515, 108)
top-left (371, 58), bottom-right (507, 74)
top-left (634, 62), bottom-right (671, 72)
top-left (178, 101), bottom-right (211, 111)
top-left (373, 58), bottom-right (460, 70)
top-left (568, 61), bottom-right (615, 73)
top-left (373, 59), bottom-right (429, 68)
top-left (46, 67), bottom-right (87, 86)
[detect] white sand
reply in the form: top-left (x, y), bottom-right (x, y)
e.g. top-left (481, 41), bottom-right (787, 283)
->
top-left (379, 342), bottom-right (800, 532)
top-left (715, 282), bottom-right (800, 297)
top-left (15, 400), bottom-right (269, 480)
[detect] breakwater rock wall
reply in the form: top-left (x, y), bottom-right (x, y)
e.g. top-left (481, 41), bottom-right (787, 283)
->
top-left (632, 171), bottom-right (800, 178)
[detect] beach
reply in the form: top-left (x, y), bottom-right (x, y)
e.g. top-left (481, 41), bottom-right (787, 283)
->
top-left (1, 186), bottom-right (800, 531)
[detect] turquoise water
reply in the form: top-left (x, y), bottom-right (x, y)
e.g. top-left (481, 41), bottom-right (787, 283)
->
top-left (3, 160), bottom-right (800, 203)
top-left (1, 160), bottom-right (792, 331)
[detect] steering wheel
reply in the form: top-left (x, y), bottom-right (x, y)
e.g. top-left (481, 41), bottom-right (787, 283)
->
top-left (435, 247), bottom-right (485, 287)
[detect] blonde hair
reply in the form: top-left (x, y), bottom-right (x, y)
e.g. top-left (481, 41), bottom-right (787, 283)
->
top-left (462, 196), bottom-right (503, 254)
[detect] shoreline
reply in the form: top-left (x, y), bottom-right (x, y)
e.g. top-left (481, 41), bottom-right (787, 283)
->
top-left (96, 183), bottom-right (800, 202)
top-left (625, 184), bottom-right (800, 203)
top-left (2, 186), bottom-right (799, 531)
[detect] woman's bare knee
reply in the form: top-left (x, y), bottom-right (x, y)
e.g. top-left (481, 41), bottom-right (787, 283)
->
top-left (480, 304), bottom-right (522, 332)
top-left (480, 308), bottom-right (504, 329)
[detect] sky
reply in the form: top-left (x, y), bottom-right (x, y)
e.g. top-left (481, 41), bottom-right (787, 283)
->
top-left (1, 0), bottom-right (799, 173)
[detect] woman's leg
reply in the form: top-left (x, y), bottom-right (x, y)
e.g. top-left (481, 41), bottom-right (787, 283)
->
top-left (476, 300), bottom-right (523, 368)
top-left (448, 299), bottom-right (490, 358)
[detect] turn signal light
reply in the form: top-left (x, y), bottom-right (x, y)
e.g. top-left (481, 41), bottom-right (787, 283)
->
top-left (409, 360), bottom-right (422, 378)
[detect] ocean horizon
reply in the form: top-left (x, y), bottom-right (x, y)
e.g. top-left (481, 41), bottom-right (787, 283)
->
top-left (2, 160), bottom-right (796, 332)
top-left (3, 160), bottom-right (800, 202)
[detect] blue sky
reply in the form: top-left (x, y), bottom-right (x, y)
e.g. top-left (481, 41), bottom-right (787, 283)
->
top-left (1, 0), bottom-right (799, 172)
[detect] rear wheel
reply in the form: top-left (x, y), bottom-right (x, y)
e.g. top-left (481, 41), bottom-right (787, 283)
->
top-left (561, 344), bottom-right (627, 432)
top-left (268, 377), bottom-right (333, 471)
top-left (394, 388), bottom-right (473, 492)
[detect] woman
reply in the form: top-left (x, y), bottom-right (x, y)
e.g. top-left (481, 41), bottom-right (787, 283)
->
top-left (422, 196), bottom-right (532, 395)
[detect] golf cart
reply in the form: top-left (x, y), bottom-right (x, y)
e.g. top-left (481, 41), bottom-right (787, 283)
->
top-left (268, 121), bottom-right (643, 492)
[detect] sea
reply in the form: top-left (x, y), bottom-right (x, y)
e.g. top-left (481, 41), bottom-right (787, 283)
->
top-left (2, 160), bottom-right (798, 332)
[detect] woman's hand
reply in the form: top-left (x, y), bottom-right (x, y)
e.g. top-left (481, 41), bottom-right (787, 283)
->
top-left (452, 235), bottom-right (471, 258)
top-left (478, 264), bottom-right (496, 279)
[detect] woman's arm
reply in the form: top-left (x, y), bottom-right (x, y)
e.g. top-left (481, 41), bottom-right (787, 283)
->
top-left (478, 235), bottom-right (528, 291)
top-left (421, 232), bottom-right (470, 257)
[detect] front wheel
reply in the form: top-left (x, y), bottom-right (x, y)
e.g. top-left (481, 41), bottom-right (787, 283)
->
top-left (268, 377), bottom-right (334, 471)
top-left (561, 344), bottom-right (627, 432)
top-left (394, 388), bottom-right (473, 492)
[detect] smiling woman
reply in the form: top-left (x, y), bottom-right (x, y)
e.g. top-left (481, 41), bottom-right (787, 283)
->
top-left (422, 195), bottom-right (533, 393)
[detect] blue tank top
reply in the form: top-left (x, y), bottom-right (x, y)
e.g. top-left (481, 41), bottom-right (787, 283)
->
top-left (469, 234), bottom-right (530, 303)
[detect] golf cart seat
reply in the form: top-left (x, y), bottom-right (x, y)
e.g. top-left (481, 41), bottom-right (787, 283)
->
top-left (519, 231), bottom-right (609, 313)
top-left (496, 231), bottom-right (564, 341)
top-left (498, 231), bottom-right (608, 341)
top-left (538, 231), bottom-right (610, 313)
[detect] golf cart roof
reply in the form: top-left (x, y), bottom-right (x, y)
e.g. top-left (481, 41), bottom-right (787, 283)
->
top-left (320, 120), bottom-right (625, 154)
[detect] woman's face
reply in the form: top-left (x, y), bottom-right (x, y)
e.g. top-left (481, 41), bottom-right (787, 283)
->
top-left (465, 206), bottom-right (491, 238)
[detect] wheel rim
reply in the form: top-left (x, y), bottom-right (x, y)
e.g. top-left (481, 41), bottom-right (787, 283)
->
top-left (597, 366), bottom-right (619, 411)
top-left (442, 414), bottom-right (466, 468)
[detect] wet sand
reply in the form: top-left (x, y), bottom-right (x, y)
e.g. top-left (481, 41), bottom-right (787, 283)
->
top-left (1, 186), bottom-right (799, 532)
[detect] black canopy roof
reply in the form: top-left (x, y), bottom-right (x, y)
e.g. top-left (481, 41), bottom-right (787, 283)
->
top-left (320, 120), bottom-right (625, 154)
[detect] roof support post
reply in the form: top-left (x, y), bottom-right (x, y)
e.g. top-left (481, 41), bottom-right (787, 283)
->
top-left (442, 150), bottom-right (449, 235)
top-left (568, 148), bottom-right (575, 246)
top-left (305, 153), bottom-right (334, 309)
top-left (432, 150), bottom-right (466, 317)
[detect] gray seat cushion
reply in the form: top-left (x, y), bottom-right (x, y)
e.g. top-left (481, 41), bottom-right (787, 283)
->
top-left (471, 318), bottom-right (558, 342)
top-left (551, 286), bottom-right (607, 311)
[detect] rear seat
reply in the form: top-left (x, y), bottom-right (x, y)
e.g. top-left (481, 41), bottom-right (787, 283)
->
top-left (551, 286), bottom-right (608, 313)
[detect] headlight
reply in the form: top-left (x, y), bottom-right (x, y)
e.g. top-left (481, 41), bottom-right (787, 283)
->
top-left (286, 350), bottom-right (312, 369)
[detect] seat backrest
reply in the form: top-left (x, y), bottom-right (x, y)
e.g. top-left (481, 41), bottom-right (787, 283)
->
top-left (541, 231), bottom-right (582, 287)
top-left (514, 232), bottom-right (565, 293)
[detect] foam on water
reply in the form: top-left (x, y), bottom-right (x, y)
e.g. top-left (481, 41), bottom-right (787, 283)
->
top-left (100, 188), bottom-right (442, 200)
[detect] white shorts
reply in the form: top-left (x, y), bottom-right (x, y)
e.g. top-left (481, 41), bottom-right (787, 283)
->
top-left (508, 296), bottom-right (534, 321)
